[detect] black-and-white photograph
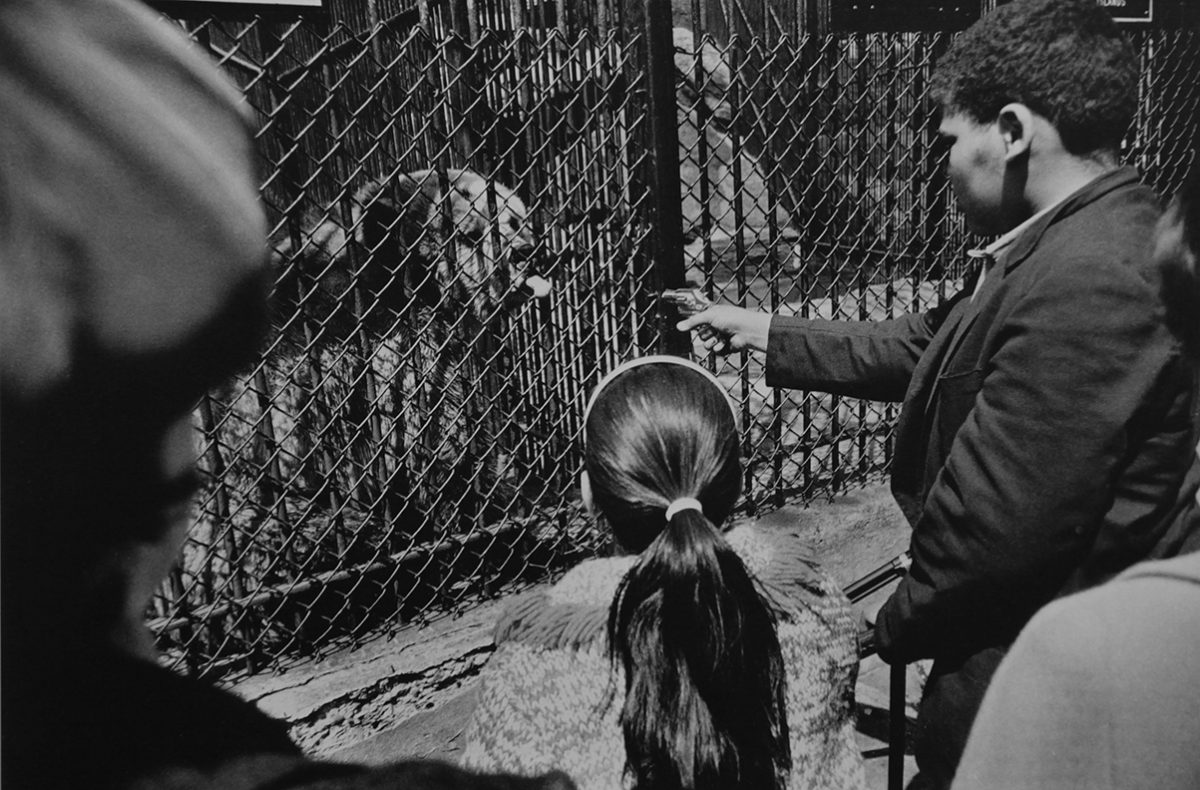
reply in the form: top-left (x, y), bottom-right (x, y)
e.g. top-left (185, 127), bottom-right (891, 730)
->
top-left (3, 1), bottom-right (1198, 788)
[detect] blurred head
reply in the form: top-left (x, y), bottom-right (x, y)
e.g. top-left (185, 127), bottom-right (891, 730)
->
top-left (1158, 168), bottom-right (1200, 361)
top-left (0, 35), bottom-right (271, 648)
top-left (582, 356), bottom-right (741, 551)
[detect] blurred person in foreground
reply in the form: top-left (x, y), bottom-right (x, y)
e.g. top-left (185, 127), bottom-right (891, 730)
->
top-left (460, 356), bottom-right (867, 790)
top-left (678, 1), bottom-right (1199, 787)
top-left (950, 167), bottom-right (1200, 790)
top-left (0, 2), bottom-right (573, 789)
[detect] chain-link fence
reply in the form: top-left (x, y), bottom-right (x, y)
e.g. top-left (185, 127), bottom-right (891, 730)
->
top-left (151, 0), bottom-right (1200, 679)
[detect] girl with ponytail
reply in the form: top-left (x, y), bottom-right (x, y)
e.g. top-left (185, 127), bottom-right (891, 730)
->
top-left (462, 357), bottom-right (866, 790)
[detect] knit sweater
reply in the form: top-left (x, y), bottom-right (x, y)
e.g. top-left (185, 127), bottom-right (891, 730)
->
top-left (460, 523), bottom-right (868, 790)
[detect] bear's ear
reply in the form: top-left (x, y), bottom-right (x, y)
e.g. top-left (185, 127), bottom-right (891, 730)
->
top-left (356, 173), bottom-right (443, 246)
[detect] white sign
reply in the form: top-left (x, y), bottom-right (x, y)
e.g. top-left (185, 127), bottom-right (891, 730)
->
top-left (158, 0), bottom-right (324, 7)
top-left (1095, 0), bottom-right (1154, 23)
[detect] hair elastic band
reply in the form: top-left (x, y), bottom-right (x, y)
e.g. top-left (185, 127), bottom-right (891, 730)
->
top-left (665, 497), bottom-right (704, 520)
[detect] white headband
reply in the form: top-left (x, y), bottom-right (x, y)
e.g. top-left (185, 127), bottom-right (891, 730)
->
top-left (665, 497), bottom-right (704, 520)
top-left (581, 354), bottom-right (739, 432)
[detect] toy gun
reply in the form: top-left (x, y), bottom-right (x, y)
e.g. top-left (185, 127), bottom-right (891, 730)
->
top-left (848, 551), bottom-right (912, 660)
top-left (516, 274), bottom-right (552, 300)
top-left (504, 274), bottom-right (553, 309)
top-left (661, 287), bottom-right (730, 353)
top-left (846, 551), bottom-right (912, 603)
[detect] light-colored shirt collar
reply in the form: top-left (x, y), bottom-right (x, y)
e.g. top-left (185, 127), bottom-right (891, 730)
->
top-left (966, 199), bottom-right (1066, 301)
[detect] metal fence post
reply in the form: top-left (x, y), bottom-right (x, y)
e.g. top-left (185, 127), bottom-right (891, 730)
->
top-left (643, 0), bottom-right (689, 354)
top-left (889, 659), bottom-right (907, 790)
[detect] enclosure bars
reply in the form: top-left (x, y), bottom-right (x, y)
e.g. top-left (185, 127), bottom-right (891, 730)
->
top-left (643, 0), bottom-right (690, 356)
top-left (156, 2), bottom-right (1200, 681)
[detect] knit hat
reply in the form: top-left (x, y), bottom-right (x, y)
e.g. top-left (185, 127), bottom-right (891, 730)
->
top-left (0, 0), bottom-right (270, 582)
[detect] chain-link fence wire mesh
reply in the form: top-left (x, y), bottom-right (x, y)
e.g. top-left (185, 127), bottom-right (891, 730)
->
top-left (674, 11), bottom-right (1200, 515)
top-left (154, 2), bottom-right (659, 678)
top-left (674, 26), bottom-right (971, 512)
top-left (151, 0), bottom-right (1200, 679)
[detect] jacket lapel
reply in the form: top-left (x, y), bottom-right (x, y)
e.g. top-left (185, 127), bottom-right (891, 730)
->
top-left (929, 258), bottom-right (1006, 387)
top-left (889, 167), bottom-right (1146, 520)
top-left (924, 169), bottom-right (1140, 397)
top-left (890, 288), bottom-right (974, 521)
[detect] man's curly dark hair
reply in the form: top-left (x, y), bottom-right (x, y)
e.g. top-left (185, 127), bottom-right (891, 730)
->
top-left (929, 0), bottom-right (1138, 155)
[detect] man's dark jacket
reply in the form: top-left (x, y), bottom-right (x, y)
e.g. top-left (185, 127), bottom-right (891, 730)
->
top-left (766, 168), bottom-right (1199, 784)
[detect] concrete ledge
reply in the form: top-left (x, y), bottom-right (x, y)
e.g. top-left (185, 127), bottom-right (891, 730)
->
top-left (230, 592), bottom-right (532, 755)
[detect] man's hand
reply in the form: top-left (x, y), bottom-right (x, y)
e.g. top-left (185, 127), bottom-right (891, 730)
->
top-left (856, 599), bottom-right (887, 658)
top-left (677, 305), bottom-right (772, 354)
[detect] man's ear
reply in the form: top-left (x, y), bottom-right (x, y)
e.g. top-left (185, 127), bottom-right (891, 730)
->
top-left (580, 471), bottom-right (595, 514)
top-left (998, 103), bottom-right (1034, 162)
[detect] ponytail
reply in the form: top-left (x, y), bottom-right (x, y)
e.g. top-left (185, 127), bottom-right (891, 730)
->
top-left (607, 509), bottom-right (790, 790)
top-left (584, 359), bottom-right (789, 789)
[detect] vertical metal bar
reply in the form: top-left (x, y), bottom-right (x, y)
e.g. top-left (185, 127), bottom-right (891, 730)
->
top-left (617, 0), bottom-right (651, 355)
top-left (366, 0), bottom-right (408, 171)
top-left (689, 3), bottom-right (716, 322)
top-left (829, 315), bottom-right (842, 490)
top-left (163, 565), bottom-right (199, 675)
top-left (923, 33), bottom-right (953, 288)
top-left (254, 19), bottom-right (323, 655)
top-left (445, 0), bottom-right (480, 163)
top-left (857, 255), bottom-right (869, 478)
top-left (758, 37), bottom-right (785, 507)
top-left (319, 56), bottom-right (373, 557)
top-left (911, 33), bottom-right (927, 315)
top-left (341, 24), bottom-right (394, 533)
top-left (828, 26), bottom-right (842, 498)
top-left (725, 38), bottom-right (755, 507)
top-left (882, 34), bottom-right (900, 475)
top-left (644, 0), bottom-right (689, 354)
top-left (597, 0), bottom-right (611, 37)
top-left (889, 659), bottom-right (907, 790)
top-left (251, 368), bottom-right (294, 551)
top-left (856, 35), bottom-right (875, 480)
top-left (197, 394), bottom-right (241, 663)
top-left (305, 347), bottom-right (350, 560)
top-left (798, 31), bottom-right (817, 498)
top-left (351, 285), bottom-right (389, 527)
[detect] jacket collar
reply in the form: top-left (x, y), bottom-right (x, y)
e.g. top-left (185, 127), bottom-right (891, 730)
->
top-left (968, 201), bottom-right (1059, 263)
top-left (995, 166), bottom-right (1143, 273)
